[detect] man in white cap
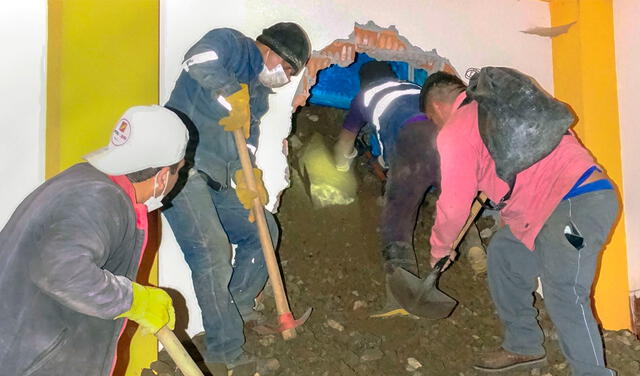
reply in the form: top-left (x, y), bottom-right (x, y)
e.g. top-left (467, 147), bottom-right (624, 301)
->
top-left (0, 105), bottom-right (188, 376)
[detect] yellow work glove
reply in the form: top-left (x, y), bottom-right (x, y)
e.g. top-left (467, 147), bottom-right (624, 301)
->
top-left (234, 168), bottom-right (268, 223)
top-left (218, 84), bottom-right (251, 139)
top-left (116, 282), bottom-right (175, 335)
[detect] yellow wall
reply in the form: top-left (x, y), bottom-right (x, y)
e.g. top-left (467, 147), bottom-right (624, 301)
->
top-left (46, 0), bottom-right (159, 175)
top-left (46, 0), bottom-right (160, 374)
top-left (549, 0), bottom-right (630, 329)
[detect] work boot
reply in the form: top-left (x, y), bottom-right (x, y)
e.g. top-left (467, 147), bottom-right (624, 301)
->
top-left (371, 242), bottom-right (419, 318)
top-left (467, 245), bottom-right (487, 275)
top-left (460, 225), bottom-right (487, 275)
top-left (473, 348), bottom-right (547, 373)
top-left (205, 352), bottom-right (280, 376)
top-left (369, 274), bottom-right (416, 319)
top-left (242, 310), bottom-right (268, 332)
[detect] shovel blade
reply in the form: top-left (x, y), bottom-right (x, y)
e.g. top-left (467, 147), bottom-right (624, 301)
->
top-left (387, 267), bottom-right (458, 319)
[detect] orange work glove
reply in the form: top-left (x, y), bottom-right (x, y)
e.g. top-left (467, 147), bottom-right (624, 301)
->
top-left (218, 84), bottom-right (250, 138)
top-left (234, 168), bottom-right (268, 223)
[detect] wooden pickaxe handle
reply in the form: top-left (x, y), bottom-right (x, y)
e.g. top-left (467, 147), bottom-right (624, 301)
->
top-left (156, 326), bottom-right (204, 376)
top-left (232, 129), bottom-right (297, 340)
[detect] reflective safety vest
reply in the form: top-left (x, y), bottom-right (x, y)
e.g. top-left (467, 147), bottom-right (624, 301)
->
top-left (360, 80), bottom-right (422, 160)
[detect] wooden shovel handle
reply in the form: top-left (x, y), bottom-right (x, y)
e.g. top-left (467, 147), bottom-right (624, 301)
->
top-left (232, 129), bottom-right (297, 340)
top-left (156, 327), bottom-right (204, 376)
top-left (451, 193), bottom-right (488, 250)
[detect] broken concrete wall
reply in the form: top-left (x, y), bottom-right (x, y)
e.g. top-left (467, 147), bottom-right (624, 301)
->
top-left (292, 21), bottom-right (458, 111)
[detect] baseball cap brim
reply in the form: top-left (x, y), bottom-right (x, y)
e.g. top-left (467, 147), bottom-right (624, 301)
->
top-left (84, 146), bottom-right (142, 175)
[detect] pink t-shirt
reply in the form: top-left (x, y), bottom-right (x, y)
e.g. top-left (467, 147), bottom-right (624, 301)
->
top-left (429, 93), bottom-right (596, 259)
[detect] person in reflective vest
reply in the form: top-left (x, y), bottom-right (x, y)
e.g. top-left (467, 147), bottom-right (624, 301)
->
top-left (333, 61), bottom-right (445, 315)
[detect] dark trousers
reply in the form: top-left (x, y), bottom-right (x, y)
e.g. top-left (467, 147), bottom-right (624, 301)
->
top-left (487, 190), bottom-right (618, 375)
top-left (380, 120), bottom-right (440, 247)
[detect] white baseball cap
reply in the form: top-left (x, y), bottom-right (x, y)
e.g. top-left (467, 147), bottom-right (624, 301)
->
top-left (84, 105), bottom-right (188, 175)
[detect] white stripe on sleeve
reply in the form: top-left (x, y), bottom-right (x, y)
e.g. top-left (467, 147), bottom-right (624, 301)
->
top-left (182, 50), bottom-right (219, 72)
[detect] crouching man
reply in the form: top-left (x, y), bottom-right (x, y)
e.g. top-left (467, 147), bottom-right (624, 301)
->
top-left (0, 105), bottom-right (188, 376)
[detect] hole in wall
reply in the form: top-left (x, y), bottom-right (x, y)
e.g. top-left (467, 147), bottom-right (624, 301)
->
top-left (292, 20), bottom-right (459, 111)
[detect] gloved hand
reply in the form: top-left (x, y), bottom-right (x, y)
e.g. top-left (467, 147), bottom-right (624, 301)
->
top-left (335, 147), bottom-right (358, 172)
top-left (333, 129), bottom-right (358, 172)
top-left (234, 168), bottom-right (268, 223)
top-left (116, 282), bottom-right (175, 335)
top-left (429, 251), bottom-right (456, 271)
top-left (219, 84), bottom-right (251, 138)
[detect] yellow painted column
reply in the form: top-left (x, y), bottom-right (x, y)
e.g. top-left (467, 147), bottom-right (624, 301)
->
top-left (550, 0), bottom-right (630, 330)
top-left (46, 0), bottom-right (160, 374)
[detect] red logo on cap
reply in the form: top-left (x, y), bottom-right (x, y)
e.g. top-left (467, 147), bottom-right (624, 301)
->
top-left (111, 119), bottom-right (131, 146)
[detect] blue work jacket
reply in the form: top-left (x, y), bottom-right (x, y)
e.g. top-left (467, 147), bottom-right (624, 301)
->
top-left (166, 28), bottom-right (272, 187)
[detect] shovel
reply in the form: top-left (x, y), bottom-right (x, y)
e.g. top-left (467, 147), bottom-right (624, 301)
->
top-left (388, 193), bottom-right (488, 319)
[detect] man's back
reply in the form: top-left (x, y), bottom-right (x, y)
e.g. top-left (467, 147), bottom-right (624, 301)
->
top-left (345, 79), bottom-right (424, 159)
top-left (431, 94), bottom-right (596, 258)
top-left (0, 163), bottom-right (141, 376)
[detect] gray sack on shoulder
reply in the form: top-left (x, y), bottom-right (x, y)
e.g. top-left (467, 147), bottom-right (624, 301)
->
top-left (466, 67), bottom-right (576, 187)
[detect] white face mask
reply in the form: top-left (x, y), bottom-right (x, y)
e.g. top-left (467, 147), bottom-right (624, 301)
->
top-left (258, 63), bottom-right (290, 88)
top-left (144, 171), bottom-right (168, 212)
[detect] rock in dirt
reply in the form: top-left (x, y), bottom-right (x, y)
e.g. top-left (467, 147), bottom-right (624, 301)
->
top-left (258, 335), bottom-right (276, 347)
top-left (618, 335), bottom-right (632, 346)
top-left (615, 330), bottom-right (634, 346)
top-left (360, 348), bottom-right (384, 362)
top-left (353, 300), bottom-right (367, 310)
top-left (553, 362), bottom-right (568, 370)
top-left (406, 357), bottom-right (422, 371)
top-left (260, 358), bottom-right (281, 373)
top-left (327, 319), bottom-right (345, 332)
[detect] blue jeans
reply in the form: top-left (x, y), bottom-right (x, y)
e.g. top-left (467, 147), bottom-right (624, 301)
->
top-left (163, 170), bottom-right (279, 362)
top-left (487, 190), bottom-right (618, 375)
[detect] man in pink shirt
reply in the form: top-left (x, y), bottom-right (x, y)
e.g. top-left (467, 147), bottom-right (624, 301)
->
top-left (421, 71), bottom-right (618, 375)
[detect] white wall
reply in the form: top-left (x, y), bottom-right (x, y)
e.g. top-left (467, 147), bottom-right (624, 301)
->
top-left (614, 0), bottom-right (640, 292)
top-left (0, 1), bottom-right (47, 227)
top-left (159, 0), bottom-right (553, 336)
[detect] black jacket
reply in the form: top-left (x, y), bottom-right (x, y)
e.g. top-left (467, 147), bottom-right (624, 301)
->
top-left (0, 163), bottom-right (145, 375)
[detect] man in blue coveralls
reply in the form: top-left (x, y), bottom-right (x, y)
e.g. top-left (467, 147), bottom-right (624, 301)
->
top-left (333, 61), bottom-right (443, 315)
top-left (164, 23), bottom-right (311, 374)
